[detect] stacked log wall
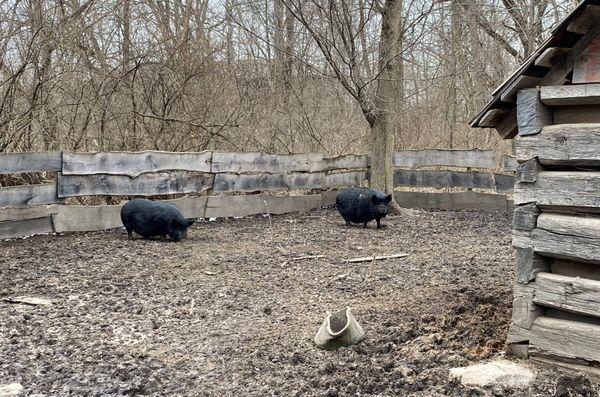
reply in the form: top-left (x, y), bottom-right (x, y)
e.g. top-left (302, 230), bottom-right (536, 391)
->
top-left (508, 85), bottom-right (600, 372)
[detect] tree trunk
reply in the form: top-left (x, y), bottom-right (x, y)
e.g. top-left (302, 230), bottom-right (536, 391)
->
top-left (29, 0), bottom-right (55, 151)
top-left (225, 0), bottom-right (235, 64)
top-left (446, 0), bottom-right (459, 149)
top-left (122, 0), bottom-right (132, 73)
top-left (273, 0), bottom-right (286, 85)
top-left (370, 0), bottom-right (403, 195)
top-left (283, 4), bottom-right (295, 88)
top-left (370, 113), bottom-right (395, 193)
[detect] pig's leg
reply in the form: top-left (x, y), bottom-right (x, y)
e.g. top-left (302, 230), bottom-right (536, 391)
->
top-left (160, 235), bottom-right (167, 242)
top-left (363, 221), bottom-right (368, 228)
top-left (376, 219), bottom-right (382, 229)
top-left (344, 218), bottom-right (351, 226)
top-left (124, 225), bottom-right (133, 240)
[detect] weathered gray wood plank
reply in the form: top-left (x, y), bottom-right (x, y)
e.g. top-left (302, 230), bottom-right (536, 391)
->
top-left (0, 183), bottom-right (59, 208)
top-left (517, 124), bottom-right (600, 166)
top-left (393, 149), bottom-right (497, 169)
top-left (530, 317), bottom-right (600, 362)
top-left (532, 213), bottom-right (600, 264)
top-left (566, 4), bottom-right (600, 34)
top-left (394, 170), bottom-right (495, 190)
top-left (394, 191), bottom-right (510, 211)
top-left (507, 324), bottom-right (535, 345)
top-left (163, 197), bottom-right (208, 219)
top-left (52, 197), bottom-right (208, 233)
top-left (514, 246), bottom-right (550, 284)
top-left (0, 151), bottom-right (61, 174)
top-left (0, 216), bottom-right (54, 239)
top-left (534, 272), bottom-right (600, 318)
top-left (515, 171), bottom-right (600, 208)
top-left (515, 158), bottom-right (542, 184)
top-left (538, 213), bottom-right (600, 240)
top-left (512, 283), bottom-right (542, 329)
top-left (211, 152), bottom-right (323, 173)
top-left (540, 84), bottom-right (600, 106)
top-left (213, 172), bottom-right (322, 193)
top-left (320, 190), bottom-right (339, 207)
top-left (507, 284), bottom-right (539, 344)
top-left (323, 171), bottom-right (368, 189)
top-left (500, 75), bottom-right (541, 102)
top-left (58, 172), bottom-right (214, 197)
top-left (513, 203), bottom-right (539, 231)
top-left (512, 229), bottom-right (533, 248)
top-left (322, 154), bottom-right (368, 170)
top-left (517, 88), bottom-right (552, 136)
top-left (62, 151), bottom-right (212, 177)
top-left (503, 155), bottom-right (518, 172)
top-left (496, 108), bottom-right (518, 139)
top-left (494, 173), bottom-right (515, 193)
top-left (478, 109), bottom-right (509, 128)
top-left (53, 205), bottom-right (123, 232)
top-left (0, 205), bottom-right (58, 222)
top-left (534, 47), bottom-right (570, 68)
top-left (205, 195), bottom-right (321, 218)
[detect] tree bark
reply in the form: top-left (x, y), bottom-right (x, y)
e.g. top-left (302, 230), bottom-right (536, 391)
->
top-left (370, 0), bottom-right (403, 195)
top-left (446, 0), bottom-right (459, 149)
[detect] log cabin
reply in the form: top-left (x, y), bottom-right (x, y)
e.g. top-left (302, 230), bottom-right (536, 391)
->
top-left (471, 0), bottom-right (600, 376)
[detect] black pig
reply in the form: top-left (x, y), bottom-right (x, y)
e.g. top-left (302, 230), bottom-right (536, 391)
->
top-left (120, 198), bottom-right (194, 241)
top-left (336, 188), bottom-right (392, 229)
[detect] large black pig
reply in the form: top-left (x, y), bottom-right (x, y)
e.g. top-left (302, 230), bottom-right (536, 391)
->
top-left (336, 188), bottom-right (392, 229)
top-left (120, 198), bottom-right (194, 241)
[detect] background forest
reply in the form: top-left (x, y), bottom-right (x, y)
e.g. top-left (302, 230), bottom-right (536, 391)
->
top-left (0, 0), bottom-right (580, 156)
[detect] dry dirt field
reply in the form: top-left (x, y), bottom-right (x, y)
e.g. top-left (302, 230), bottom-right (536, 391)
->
top-left (1, 208), bottom-right (598, 396)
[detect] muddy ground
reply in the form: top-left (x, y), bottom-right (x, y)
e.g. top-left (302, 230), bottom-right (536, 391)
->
top-left (1, 208), bottom-right (598, 396)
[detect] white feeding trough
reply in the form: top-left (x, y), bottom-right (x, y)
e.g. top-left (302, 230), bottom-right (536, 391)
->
top-left (314, 307), bottom-right (364, 351)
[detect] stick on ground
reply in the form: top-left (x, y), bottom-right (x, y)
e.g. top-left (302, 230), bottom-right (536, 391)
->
top-left (344, 253), bottom-right (409, 263)
top-left (291, 255), bottom-right (325, 261)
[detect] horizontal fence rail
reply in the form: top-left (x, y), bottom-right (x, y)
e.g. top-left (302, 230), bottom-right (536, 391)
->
top-left (62, 151), bottom-right (213, 176)
top-left (0, 149), bottom-right (515, 239)
top-left (393, 149), bottom-right (497, 169)
top-left (0, 151), bottom-right (62, 173)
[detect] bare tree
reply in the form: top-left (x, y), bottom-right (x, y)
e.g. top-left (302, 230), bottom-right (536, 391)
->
top-left (280, 0), bottom-right (430, 198)
top-left (0, 0), bottom-right (575, 162)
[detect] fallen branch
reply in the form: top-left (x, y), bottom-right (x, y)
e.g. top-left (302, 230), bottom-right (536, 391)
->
top-left (344, 253), bottom-right (409, 263)
top-left (2, 297), bottom-right (52, 306)
top-left (203, 271), bottom-right (216, 276)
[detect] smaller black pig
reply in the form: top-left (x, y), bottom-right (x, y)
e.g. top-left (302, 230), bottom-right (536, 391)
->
top-left (336, 188), bottom-right (392, 229)
top-left (121, 198), bottom-right (194, 241)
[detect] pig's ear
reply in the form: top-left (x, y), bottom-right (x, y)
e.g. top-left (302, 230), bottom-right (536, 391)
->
top-left (186, 219), bottom-right (195, 227)
top-left (385, 194), bottom-right (392, 203)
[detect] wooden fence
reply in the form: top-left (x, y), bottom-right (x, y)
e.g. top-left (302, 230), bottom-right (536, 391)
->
top-left (0, 149), bottom-right (516, 239)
